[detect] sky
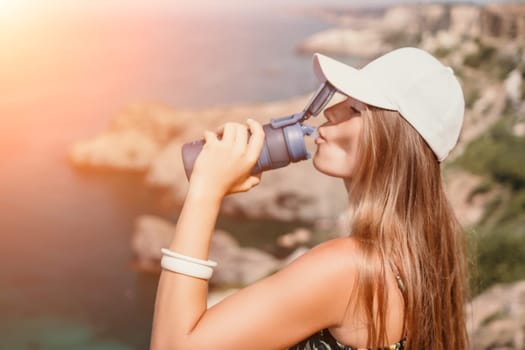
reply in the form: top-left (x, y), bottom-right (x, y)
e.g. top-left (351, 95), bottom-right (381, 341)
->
top-left (0, 0), bottom-right (518, 18)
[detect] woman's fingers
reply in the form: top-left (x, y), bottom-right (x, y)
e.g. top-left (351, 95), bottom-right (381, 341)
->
top-left (197, 120), bottom-right (264, 195)
top-left (206, 119), bottom-right (263, 169)
top-left (234, 123), bottom-right (249, 152)
top-left (216, 121), bottom-right (254, 154)
top-left (251, 173), bottom-right (262, 184)
top-left (244, 175), bottom-right (261, 190)
top-left (221, 123), bottom-right (236, 144)
top-left (203, 130), bottom-right (218, 145)
top-left (245, 119), bottom-right (265, 163)
top-left (232, 174), bottom-right (262, 193)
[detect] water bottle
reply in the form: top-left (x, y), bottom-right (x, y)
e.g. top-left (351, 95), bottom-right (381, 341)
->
top-left (181, 81), bottom-right (336, 180)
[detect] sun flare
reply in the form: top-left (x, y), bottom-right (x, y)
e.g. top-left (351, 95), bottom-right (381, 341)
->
top-left (0, 0), bottom-right (34, 23)
top-left (0, 0), bottom-right (21, 15)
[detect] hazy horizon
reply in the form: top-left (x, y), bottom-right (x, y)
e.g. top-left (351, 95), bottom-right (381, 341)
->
top-left (1, 0), bottom-right (519, 19)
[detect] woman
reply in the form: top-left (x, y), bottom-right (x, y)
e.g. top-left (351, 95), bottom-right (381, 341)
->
top-left (150, 47), bottom-right (469, 349)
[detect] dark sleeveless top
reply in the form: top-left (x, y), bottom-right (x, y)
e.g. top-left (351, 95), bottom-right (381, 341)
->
top-left (287, 328), bottom-right (406, 350)
top-left (288, 264), bottom-right (407, 350)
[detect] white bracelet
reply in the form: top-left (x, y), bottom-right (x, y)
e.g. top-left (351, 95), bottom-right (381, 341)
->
top-left (161, 248), bottom-right (218, 267)
top-left (161, 255), bottom-right (214, 280)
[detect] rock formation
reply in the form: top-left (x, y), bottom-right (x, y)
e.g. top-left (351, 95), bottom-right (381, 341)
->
top-left (481, 3), bottom-right (525, 40)
top-left (298, 3), bottom-right (525, 61)
top-left (297, 27), bottom-right (392, 59)
top-left (468, 280), bottom-right (525, 349)
top-left (131, 215), bottom-right (283, 286)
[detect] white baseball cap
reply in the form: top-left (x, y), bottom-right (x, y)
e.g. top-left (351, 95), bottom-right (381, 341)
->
top-left (312, 47), bottom-right (465, 161)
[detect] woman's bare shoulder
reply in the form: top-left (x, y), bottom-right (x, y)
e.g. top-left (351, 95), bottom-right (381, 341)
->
top-left (307, 236), bottom-right (362, 261)
top-left (285, 236), bottom-right (362, 281)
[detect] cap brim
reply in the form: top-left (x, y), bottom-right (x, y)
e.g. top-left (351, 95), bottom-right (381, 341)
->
top-left (313, 53), bottom-right (396, 110)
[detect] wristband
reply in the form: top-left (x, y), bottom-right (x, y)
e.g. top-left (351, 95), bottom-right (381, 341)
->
top-left (161, 248), bottom-right (218, 267)
top-left (161, 255), bottom-right (214, 280)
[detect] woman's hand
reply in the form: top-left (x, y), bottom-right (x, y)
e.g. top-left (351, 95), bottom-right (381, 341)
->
top-left (188, 118), bottom-right (265, 199)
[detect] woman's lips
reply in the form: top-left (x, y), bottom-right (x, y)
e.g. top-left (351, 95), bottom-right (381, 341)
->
top-left (315, 128), bottom-right (326, 144)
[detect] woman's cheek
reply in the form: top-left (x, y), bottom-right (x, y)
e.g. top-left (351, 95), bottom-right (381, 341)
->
top-left (334, 135), bottom-right (353, 155)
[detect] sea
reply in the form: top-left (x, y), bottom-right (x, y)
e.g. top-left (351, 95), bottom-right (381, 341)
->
top-left (0, 4), bottom-right (345, 349)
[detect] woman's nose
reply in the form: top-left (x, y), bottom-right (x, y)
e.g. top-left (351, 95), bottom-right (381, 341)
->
top-left (323, 109), bottom-right (335, 123)
top-left (319, 118), bottom-right (331, 130)
top-left (317, 126), bottom-right (327, 139)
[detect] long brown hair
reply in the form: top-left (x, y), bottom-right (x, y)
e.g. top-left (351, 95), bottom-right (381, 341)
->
top-left (347, 106), bottom-right (469, 349)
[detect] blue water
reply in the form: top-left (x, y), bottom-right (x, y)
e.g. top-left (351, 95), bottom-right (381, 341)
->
top-left (0, 6), bottom-right (339, 349)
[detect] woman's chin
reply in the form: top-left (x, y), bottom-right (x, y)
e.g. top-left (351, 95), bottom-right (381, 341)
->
top-left (313, 155), bottom-right (353, 179)
top-left (313, 157), bottom-right (338, 178)
top-left (312, 154), bottom-right (324, 173)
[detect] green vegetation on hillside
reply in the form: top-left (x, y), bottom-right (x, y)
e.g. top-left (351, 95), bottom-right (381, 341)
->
top-left (463, 40), bottom-right (518, 80)
top-left (453, 113), bottom-right (525, 294)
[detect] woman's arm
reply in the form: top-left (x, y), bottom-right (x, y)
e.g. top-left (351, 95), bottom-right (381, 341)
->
top-left (150, 184), bottom-right (222, 347)
top-left (150, 120), bottom-right (359, 349)
top-left (152, 233), bottom-right (359, 349)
